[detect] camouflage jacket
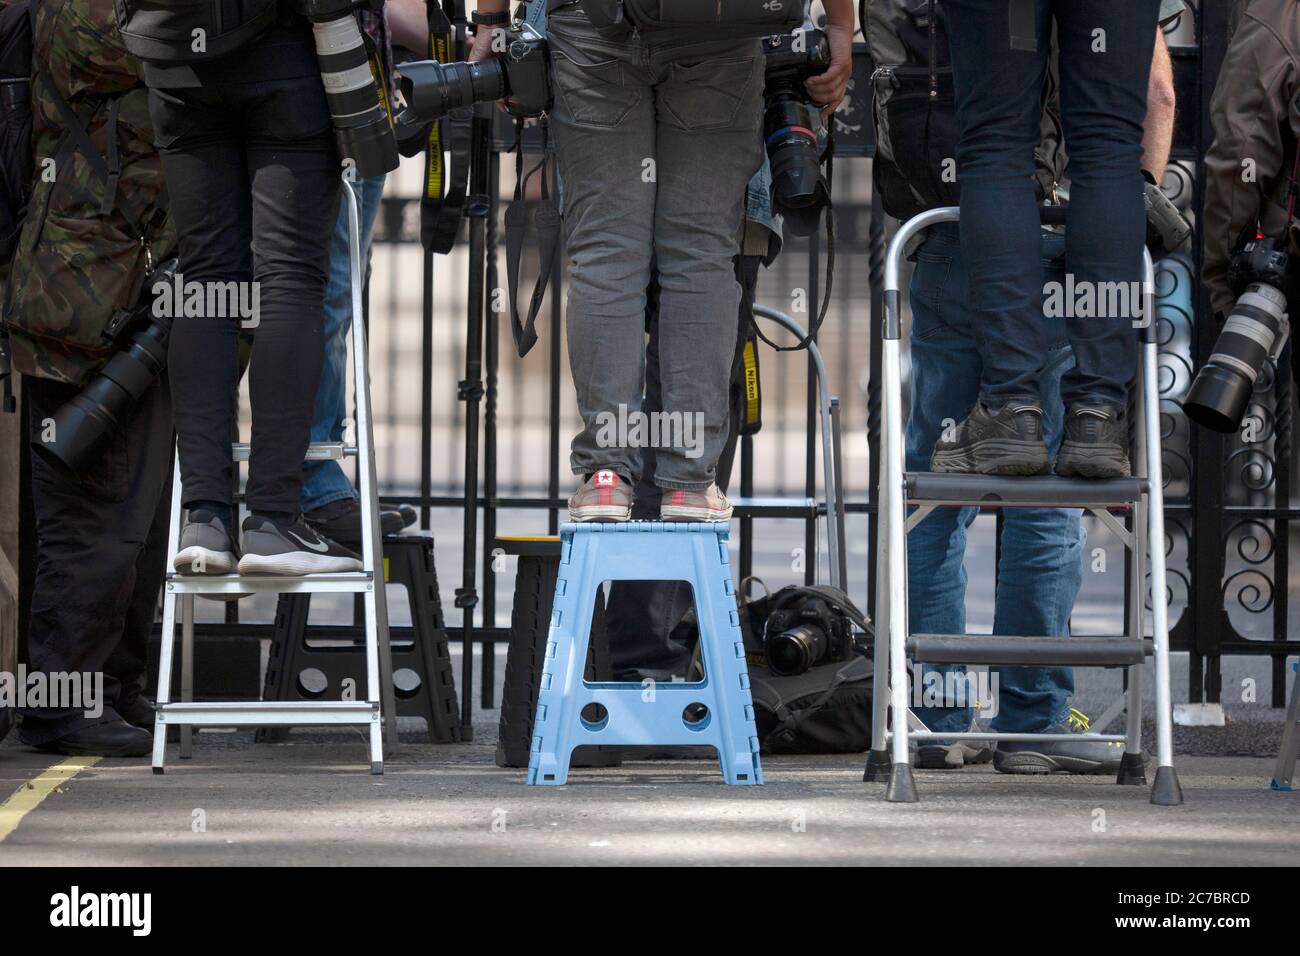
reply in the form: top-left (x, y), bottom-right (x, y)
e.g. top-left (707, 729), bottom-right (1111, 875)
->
top-left (3, 0), bottom-right (174, 385)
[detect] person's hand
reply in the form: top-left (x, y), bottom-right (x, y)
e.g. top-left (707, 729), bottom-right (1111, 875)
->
top-left (805, 20), bottom-right (854, 118)
top-left (468, 23), bottom-right (499, 63)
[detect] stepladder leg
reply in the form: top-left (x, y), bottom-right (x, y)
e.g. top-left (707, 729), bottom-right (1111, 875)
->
top-left (369, 708), bottom-right (384, 775)
top-left (153, 454), bottom-right (184, 775)
top-left (1117, 664), bottom-right (1147, 785)
top-left (1140, 334), bottom-right (1182, 806)
top-left (179, 594), bottom-right (194, 760)
top-left (1271, 662), bottom-right (1299, 791)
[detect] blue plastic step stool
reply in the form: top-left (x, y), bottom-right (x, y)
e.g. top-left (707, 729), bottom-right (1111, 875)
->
top-left (527, 522), bottom-right (763, 785)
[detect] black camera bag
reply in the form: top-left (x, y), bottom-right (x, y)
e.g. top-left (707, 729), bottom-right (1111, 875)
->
top-left (581, 0), bottom-right (805, 42)
top-left (113, 0), bottom-right (283, 63)
top-left (739, 584), bottom-right (875, 754)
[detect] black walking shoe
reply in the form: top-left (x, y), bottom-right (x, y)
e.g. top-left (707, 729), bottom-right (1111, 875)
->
top-left (173, 509), bottom-right (238, 574)
top-left (930, 401), bottom-right (1051, 476)
top-left (1054, 404), bottom-right (1131, 479)
top-left (304, 497), bottom-right (413, 547)
top-left (915, 735), bottom-right (996, 770)
top-left (993, 709), bottom-right (1125, 775)
top-left (117, 694), bottom-right (156, 731)
top-left (237, 514), bottom-right (363, 576)
top-left (27, 719), bottom-right (152, 758)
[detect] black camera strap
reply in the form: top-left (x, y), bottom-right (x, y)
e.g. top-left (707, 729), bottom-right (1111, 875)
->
top-left (505, 119), bottom-right (560, 358)
top-left (420, 0), bottom-right (472, 254)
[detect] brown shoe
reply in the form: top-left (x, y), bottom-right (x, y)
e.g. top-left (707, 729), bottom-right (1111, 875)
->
top-left (568, 469), bottom-right (632, 522)
top-left (660, 483), bottom-right (733, 523)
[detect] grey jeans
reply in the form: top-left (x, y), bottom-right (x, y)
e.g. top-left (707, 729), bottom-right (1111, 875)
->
top-left (548, 6), bottom-right (765, 490)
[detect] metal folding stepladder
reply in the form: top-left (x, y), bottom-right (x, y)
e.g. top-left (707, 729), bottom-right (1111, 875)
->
top-left (152, 176), bottom-right (397, 775)
top-left (864, 206), bottom-right (1184, 806)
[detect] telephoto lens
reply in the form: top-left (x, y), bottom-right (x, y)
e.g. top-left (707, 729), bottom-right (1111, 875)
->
top-left (300, 0), bottom-right (399, 179)
top-left (396, 23), bottom-right (550, 123)
top-left (1184, 282), bottom-right (1290, 433)
top-left (34, 313), bottom-right (172, 478)
top-left (766, 623), bottom-right (830, 678)
top-left (1185, 235), bottom-right (1292, 434)
top-left (397, 57), bottom-right (508, 121)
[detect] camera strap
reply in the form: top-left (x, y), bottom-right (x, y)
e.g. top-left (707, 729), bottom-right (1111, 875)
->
top-left (505, 119), bottom-right (561, 358)
top-left (420, 1), bottom-right (472, 254)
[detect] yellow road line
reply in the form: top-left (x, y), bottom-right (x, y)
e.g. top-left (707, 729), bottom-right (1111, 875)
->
top-left (0, 756), bottom-right (100, 843)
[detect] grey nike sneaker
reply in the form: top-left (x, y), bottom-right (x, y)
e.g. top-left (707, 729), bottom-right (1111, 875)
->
top-left (931, 400), bottom-right (1051, 476)
top-left (174, 509), bottom-right (238, 574)
top-left (1054, 404), bottom-right (1131, 479)
top-left (237, 514), bottom-right (363, 576)
top-left (568, 468), bottom-right (633, 522)
top-left (993, 708), bottom-right (1125, 775)
top-left (660, 483), bottom-right (733, 522)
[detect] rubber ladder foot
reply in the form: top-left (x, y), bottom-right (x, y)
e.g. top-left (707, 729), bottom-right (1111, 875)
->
top-left (1116, 751), bottom-right (1147, 786)
top-left (1150, 764), bottom-right (1184, 805)
top-left (863, 748), bottom-right (892, 783)
top-left (885, 761), bottom-right (919, 803)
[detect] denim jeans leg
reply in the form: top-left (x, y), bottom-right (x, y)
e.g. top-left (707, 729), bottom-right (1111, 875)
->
top-left (301, 173), bottom-right (387, 513)
top-left (1052, 0), bottom-right (1159, 406)
top-left (990, 344), bottom-right (1086, 732)
top-left (905, 229), bottom-right (981, 734)
top-left (548, 8), bottom-right (763, 488)
top-left (646, 44), bottom-right (764, 490)
top-left (941, 0), bottom-right (1053, 406)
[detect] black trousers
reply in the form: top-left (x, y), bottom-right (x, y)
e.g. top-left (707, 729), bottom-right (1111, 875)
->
top-left (18, 375), bottom-right (173, 743)
top-left (148, 29), bottom-right (341, 515)
top-left (603, 255), bottom-right (762, 681)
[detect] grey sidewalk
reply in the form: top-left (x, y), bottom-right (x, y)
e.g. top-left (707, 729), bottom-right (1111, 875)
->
top-left (1, 715), bottom-right (1295, 866)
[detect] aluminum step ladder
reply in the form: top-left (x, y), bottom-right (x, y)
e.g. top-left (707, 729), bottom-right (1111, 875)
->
top-left (152, 176), bottom-right (396, 775)
top-left (864, 206), bottom-right (1183, 806)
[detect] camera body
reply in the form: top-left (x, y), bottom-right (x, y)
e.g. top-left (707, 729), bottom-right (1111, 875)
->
top-left (1184, 235), bottom-right (1292, 434)
top-left (763, 586), bottom-right (858, 678)
top-left (762, 28), bottom-right (832, 236)
top-left (1228, 234), bottom-right (1291, 292)
top-left (398, 22), bottom-right (551, 123)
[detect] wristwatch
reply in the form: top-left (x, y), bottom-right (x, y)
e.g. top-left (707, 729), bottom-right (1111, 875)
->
top-left (471, 10), bottom-right (511, 26)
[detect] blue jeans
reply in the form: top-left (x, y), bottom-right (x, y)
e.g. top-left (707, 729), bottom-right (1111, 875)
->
top-left (941, 0), bottom-right (1158, 408)
top-left (300, 173), bottom-right (386, 513)
top-left (907, 224), bottom-right (1084, 733)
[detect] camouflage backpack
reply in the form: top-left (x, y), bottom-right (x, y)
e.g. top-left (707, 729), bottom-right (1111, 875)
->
top-left (1, 0), bottom-right (174, 386)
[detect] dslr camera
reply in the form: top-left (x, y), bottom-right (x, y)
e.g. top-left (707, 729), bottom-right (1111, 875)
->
top-left (397, 21), bottom-right (551, 122)
top-left (1184, 235), bottom-right (1291, 433)
top-left (763, 585), bottom-right (859, 678)
top-left (762, 27), bottom-right (832, 236)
